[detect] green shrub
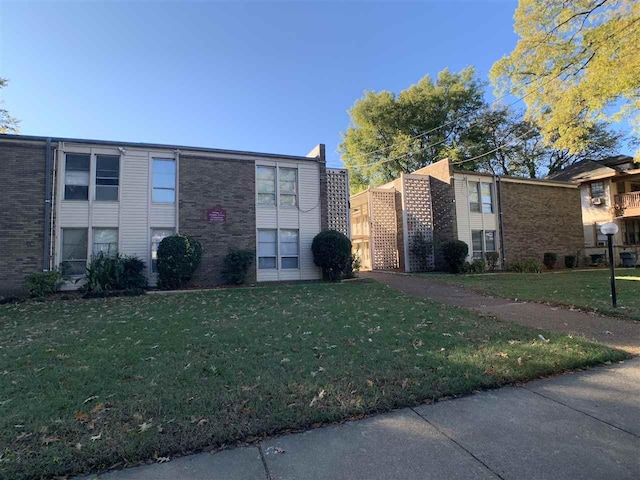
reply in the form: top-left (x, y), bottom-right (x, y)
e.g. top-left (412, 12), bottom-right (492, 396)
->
top-left (311, 230), bottom-right (352, 281)
top-left (157, 234), bottom-right (203, 289)
top-left (564, 255), bottom-right (577, 269)
top-left (118, 256), bottom-right (148, 289)
top-left (85, 252), bottom-right (123, 292)
top-left (25, 271), bottom-right (60, 298)
top-left (84, 253), bottom-right (147, 293)
top-left (543, 252), bottom-right (558, 269)
top-left (441, 240), bottom-right (469, 274)
top-left (221, 248), bottom-right (255, 285)
top-left (485, 252), bottom-right (500, 272)
top-left (344, 254), bottom-right (362, 279)
top-left (507, 259), bottom-right (543, 273)
top-left (409, 232), bottom-right (433, 272)
top-left (470, 258), bottom-right (486, 273)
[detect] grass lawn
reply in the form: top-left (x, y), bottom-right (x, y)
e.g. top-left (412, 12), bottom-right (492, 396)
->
top-left (0, 281), bottom-right (627, 479)
top-left (428, 269), bottom-right (640, 320)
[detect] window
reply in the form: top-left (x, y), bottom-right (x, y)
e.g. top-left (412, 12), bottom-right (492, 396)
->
top-left (623, 220), bottom-right (640, 245)
top-left (481, 183), bottom-right (493, 213)
top-left (152, 159), bottom-right (176, 202)
top-left (258, 230), bottom-right (277, 269)
top-left (151, 228), bottom-right (174, 273)
top-left (469, 181), bottom-right (480, 212)
top-left (64, 154), bottom-right (90, 200)
top-left (485, 231), bottom-right (496, 252)
top-left (471, 231), bottom-right (483, 259)
top-left (279, 168), bottom-right (297, 206)
top-left (61, 228), bottom-right (88, 275)
top-left (280, 229), bottom-right (299, 269)
top-left (590, 181), bottom-right (605, 198)
top-left (471, 230), bottom-right (497, 259)
top-left (257, 166), bottom-right (276, 206)
top-left (596, 222), bottom-right (609, 245)
top-left (95, 155), bottom-right (119, 201)
top-left (93, 228), bottom-right (118, 256)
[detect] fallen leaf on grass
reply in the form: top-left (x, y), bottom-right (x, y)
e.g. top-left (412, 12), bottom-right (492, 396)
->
top-left (309, 389), bottom-right (326, 407)
top-left (90, 433), bottom-right (102, 441)
top-left (138, 422), bottom-right (152, 433)
top-left (538, 334), bottom-right (550, 343)
top-left (74, 411), bottom-right (90, 423)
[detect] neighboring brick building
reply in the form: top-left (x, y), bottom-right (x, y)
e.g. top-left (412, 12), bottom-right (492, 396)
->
top-left (0, 134), bottom-right (344, 297)
top-left (0, 141), bottom-right (52, 295)
top-left (350, 158), bottom-right (584, 271)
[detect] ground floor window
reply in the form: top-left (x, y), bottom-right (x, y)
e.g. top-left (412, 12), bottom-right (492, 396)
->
top-left (258, 229), bottom-right (300, 270)
top-left (471, 230), bottom-right (497, 260)
top-left (623, 220), bottom-right (640, 245)
top-left (61, 228), bottom-right (88, 275)
top-left (93, 228), bottom-right (118, 256)
top-left (151, 228), bottom-right (175, 273)
top-left (280, 230), bottom-right (299, 269)
top-left (258, 230), bottom-right (277, 269)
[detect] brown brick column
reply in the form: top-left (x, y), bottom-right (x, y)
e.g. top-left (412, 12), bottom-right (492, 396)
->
top-left (179, 155), bottom-right (256, 285)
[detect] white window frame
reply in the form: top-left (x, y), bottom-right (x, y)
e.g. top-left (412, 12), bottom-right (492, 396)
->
top-left (258, 229), bottom-right (278, 269)
top-left (152, 158), bottom-right (176, 203)
top-left (279, 167), bottom-right (298, 207)
top-left (280, 229), bottom-right (299, 269)
top-left (61, 228), bottom-right (89, 276)
top-left (95, 155), bottom-right (120, 202)
top-left (92, 228), bottom-right (118, 256)
top-left (257, 166), bottom-right (277, 206)
top-left (64, 153), bottom-right (91, 201)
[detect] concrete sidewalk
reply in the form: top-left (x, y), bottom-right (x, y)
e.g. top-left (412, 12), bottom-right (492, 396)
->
top-left (363, 271), bottom-right (640, 354)
top-left (76, 358), bottom-right (640, 480)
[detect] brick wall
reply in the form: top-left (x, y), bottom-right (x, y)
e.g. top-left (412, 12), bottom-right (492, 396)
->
top-left (429, 177), bottom-right (457, 271)
top-left (499, 181), bottom-right (584, 265)
top-left (0, 141), bottom-right (48, 296)
top-left (179, 155), bottom-right (257, 285)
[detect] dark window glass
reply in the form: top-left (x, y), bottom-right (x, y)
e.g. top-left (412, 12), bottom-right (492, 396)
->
top-left (469, 182), bottom-right (480, 212)
top-left (96, 155), bottom-right (119, 201)
top-left (61, 228), bottom-right (88, 275)
top-left (64, 154), bottom-right (90, 200)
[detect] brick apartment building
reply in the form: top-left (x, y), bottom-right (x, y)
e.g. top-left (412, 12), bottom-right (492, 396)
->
top-left (0, 134), bottom-right (349, 296)
top-left (351, 159), bottom-right (584, 271)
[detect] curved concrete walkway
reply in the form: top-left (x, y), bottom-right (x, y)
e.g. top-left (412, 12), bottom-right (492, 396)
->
top-left (362, 271), bottom-right (640, 354)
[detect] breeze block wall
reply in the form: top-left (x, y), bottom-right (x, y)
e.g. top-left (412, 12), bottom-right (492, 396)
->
top-left (179, 155), bottom-right (257, 285)
top-left (0, 140), bottom-right (48, 297)
top-left (429, 177), bottom-right (457, 271)
top-left (499, 181), bottom-right (584, 266)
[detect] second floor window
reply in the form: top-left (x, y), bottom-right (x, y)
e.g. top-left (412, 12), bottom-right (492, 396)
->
top-left (469, 181), bottom-right (494, 213)
top-left (64, 154), bottom-right (90, 200)
top-left (257, 166), bottom-right (276, 206)
top-left (95, 155), bottom-right (120, 201)
top-left (590, 181), bottom-right (605, 198)
top-left (152, 158), bottom-right (176, 203)
top-left (279, 168), bottom-right (297, 206)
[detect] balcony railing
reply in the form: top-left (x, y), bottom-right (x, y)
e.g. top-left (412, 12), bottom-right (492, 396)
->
top-left (614, 191), bottom-right (640, 217)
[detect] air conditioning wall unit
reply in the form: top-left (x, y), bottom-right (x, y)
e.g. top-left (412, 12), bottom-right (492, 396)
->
top-left (591, 197), bottom-right (604, 205)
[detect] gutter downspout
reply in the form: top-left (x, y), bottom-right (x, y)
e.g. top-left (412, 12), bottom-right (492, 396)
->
top-left (496, 176), bottom-right (507, 269)
top-left (43, 138), bottom-right (53, 270)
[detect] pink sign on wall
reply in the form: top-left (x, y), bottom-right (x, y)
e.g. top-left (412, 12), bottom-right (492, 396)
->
top-left (207, 208), bottom-right (226, 223)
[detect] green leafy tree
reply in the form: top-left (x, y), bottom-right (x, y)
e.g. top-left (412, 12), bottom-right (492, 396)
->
top-left (0, 78), bottom-right (19, 134)
top-left (340, 67), bottom-right (486, 191)
top-left (490, 0), bottom-right (640, 159)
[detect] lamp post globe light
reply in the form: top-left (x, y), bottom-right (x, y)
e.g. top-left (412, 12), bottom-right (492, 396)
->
top-left (600, 222), bottom-right (619, 308)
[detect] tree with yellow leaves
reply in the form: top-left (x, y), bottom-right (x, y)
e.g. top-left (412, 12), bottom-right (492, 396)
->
top-left (491, 0), bottom-right (640, 159)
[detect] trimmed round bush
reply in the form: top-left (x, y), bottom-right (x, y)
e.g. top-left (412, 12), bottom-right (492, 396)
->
top-left (312, 230), bottom-right (352, 281)
top-left (441, 240), bottom-right (469, 273)
top-left (221, 248), bottom-right (255, 285)
top-left (157, 234), bottom-right (203, 289)
top-left (564, 255), bottom-right (577, 269)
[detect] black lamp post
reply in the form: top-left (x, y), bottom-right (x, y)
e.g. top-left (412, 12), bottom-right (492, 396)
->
top-left (601, 222), bottom-right (619, 308)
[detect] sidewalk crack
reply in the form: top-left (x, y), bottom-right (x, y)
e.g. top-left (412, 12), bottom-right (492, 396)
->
top-left (410, 407), bottom-right (506, 480)
top-left (258, 443), bottom-right (273, 480)
top-left (522, 385), bottom-right (640, 439)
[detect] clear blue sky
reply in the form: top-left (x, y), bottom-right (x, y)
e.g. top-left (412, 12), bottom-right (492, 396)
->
top-left (1, 0), bottom-right (522, 168)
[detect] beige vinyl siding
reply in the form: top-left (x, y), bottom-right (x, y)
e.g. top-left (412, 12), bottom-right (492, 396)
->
top-left (150, 203), bottom-right (176, 228)
top-left (256, 160), bottom-right (322, 282)
top-left (92, 203), bottom-right (119, 227)
top-left (118, 150), bottom-right (150, 262)
top-left (453, 173), bottom-right (499, 260)
top-left (59, 202), bottom-right (89, 226)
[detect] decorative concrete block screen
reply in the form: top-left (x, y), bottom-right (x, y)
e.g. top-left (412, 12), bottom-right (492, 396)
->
top-left (327, 168), bottom-right (350, 237)
top-left (371, 188), bottom-right (399, 270)
top-left (403, 175), bottom-right (435, 272)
